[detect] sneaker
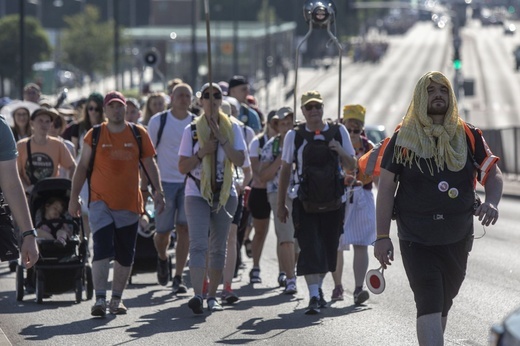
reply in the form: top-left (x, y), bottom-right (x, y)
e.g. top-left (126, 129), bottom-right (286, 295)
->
top-left (221, 289), bottom-right (239, 304)
top-left (108, 298), bottom-right (128, 315)
top-left (249, 268), bottom-right (262, 284)
top-left (91, 298), bottom-right (107, 317)
top-left (305, 296), bottom-right (320, 315)
top-left (354, 289), bottom-right (370, 306)
top-left (156, 258), bottom-right (169, 286)
top-left (331, 285), bottom-right (344, 301)
top-left (207, 297), bottom-right (223, 312)
top-left (284, 279), bottom-right (297, 295)
top-left (172, 275), bottom-right (187, 294)
top-left (277, 272), bottom-right (287, 287)
top-left (318, 288), bottom-right (327, 308)
top-left (188, 295), bottom-right (204, 314)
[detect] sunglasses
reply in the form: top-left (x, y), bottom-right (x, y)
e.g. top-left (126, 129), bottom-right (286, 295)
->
top-left (348, 128), bottom-right (362, 134)
top-left (304, 103), bottom-right (323, 111)
top-left (202, 92), bottom-right (222, 100)
top-left (88, 106), bottom-right (100, 112)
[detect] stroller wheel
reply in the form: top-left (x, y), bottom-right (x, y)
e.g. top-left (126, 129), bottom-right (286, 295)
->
top-left (85, 265), bottom-right (94, 300)
top-left (75, 278), bottom-right (82, 304)
top-left (9, 260), bottom-right (17, 273)
top-left (15, 265), bottom-right (24, 302)
top-left (35, 273), bottom-right (44, 304)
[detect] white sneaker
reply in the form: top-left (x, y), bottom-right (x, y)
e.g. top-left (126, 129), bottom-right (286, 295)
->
top-left (284, 279), bottom-right (297, 295)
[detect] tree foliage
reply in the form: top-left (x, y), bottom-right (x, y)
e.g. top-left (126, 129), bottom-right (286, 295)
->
top-left (0, 15), bottom-right (51, 84)
top-left (61, 5), bottom-right (115, 79)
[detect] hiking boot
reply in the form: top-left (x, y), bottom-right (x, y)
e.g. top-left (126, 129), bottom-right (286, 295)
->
top-left (284, 279), bottom-right (297, 295)
top-left (318, 288), bottom-right (327, 308)
top-left (305, 296), bottom-right (320, 315)
top-left (277, 272), bottom-right (287, 287)
top-left (188, 295), bottom-right (204, 314)
top-left (331, 285), bottom-right (344, 301)
top-left (249, 268), bottom-right (262, 284)
top-left (156, 258), bottom-right (169, 286)
top-left (108, 298), bottom-right (128, 315)
top-left (172, 275), bottom-right (187, 294)
top-left (221, 289), bottom-right (239, 304)
top-left (354, 288), bottom-right (370, 306)
top-left (207, 297), bottom-right (223, 312)
top-left (91, 298), bottom-right (107, 317)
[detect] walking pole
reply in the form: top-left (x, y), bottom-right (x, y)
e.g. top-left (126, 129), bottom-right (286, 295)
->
top-left (296, 1), bottom-right (341, 122)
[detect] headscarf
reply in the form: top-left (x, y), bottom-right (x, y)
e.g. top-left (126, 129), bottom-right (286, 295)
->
top-left (394, 71), bottom-right (467, 175)
top-left (196, 110), bottom-right (235, 209)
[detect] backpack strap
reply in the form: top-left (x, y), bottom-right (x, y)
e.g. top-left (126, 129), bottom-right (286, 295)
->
top-left (128, 122), bottom-right (143, 159)
top-left (462, 121), bottom-right (481, 182)
top-left (154, 111), bottom-right (168, 149)
top-left (86, 125), bottom-right (102, 206)
top-left (26, 139), bottom-right (38, 185)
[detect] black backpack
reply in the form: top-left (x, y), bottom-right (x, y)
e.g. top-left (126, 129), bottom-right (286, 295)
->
top-left (294, 122), bottom-right (344, 213)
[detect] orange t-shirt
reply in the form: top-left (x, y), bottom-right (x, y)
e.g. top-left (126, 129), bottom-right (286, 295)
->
top-left (84, 123), bottom-right (155, 214)
top-left (17, 136), bottom-right (75, 184)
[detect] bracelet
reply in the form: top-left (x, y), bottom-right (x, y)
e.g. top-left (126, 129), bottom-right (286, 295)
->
top-left (22, 229), bottom-right (37, 238)
top-left (376, 234), bottom-right (390, 240)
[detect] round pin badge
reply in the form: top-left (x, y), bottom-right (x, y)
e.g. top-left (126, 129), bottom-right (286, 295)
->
top-left (448, 187), bottom-right (459, 199)
top-left (366, 267), bottom-right (386, 295)
top-left (438, 181), bottom-right (449, 192)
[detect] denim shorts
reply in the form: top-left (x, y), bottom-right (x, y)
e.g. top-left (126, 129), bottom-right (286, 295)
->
top-left (155, 182), bottom-right (187, 234)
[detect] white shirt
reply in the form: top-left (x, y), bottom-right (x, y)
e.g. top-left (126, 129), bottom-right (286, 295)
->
top-left (148, 110), bottom-right (194, 183)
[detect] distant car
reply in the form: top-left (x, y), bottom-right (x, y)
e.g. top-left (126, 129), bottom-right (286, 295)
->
top-left (489, 307), bottom-right (520, 345)
top-left (504, 22), bottom-right (516, 35)
top-left (364, 125), bottom-right (387, 144)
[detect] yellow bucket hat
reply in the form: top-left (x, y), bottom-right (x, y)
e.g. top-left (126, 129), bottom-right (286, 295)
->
top-left (343, 104), bottom-right (366, 123)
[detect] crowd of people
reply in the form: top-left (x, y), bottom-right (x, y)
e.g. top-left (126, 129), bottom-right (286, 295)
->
top-left (0, 70), bottom-right (504, 345)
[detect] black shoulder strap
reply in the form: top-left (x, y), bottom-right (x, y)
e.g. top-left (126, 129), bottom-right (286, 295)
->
top-left (26, 139), bottom-right (37, 185)
top-left (87, 125), bottom-right (101, 206)
top-left (190, 122), bottom-right (198, 148)
top-left (258, 134), bottom-right (266, 149)
top-left (154, 111), bottom-right (168, 149)
top-left (128, 122), bottom-right (143, 159)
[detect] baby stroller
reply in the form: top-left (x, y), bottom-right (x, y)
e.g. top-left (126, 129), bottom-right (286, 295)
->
top-left (129, 196), bottom-right (173, 284)
top-left (15, 178), bottom-right (93, 304)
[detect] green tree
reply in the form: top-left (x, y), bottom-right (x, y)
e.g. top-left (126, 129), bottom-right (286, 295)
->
top-left (61, 5), bottom-right (114, 79)
top-left (0, 15), bottom-right (51, 90)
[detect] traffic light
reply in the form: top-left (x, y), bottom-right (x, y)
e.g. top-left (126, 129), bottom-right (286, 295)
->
top-left (453, 48), bottom-right (462, 70)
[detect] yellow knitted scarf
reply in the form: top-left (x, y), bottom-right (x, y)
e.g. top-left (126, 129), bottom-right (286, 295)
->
top-left (196, 111), bottom-right (234, 209)
top-left (394, 71), bottom-right (467, 175)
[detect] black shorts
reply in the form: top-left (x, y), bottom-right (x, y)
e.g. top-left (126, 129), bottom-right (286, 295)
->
top-left (247, 188), bottom-right (271, 219)
top-left (292, 198), bottom-right (345, 276)
top-left (400, 237), bottom-right (469, 318)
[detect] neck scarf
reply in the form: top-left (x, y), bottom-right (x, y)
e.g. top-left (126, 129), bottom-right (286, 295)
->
top-left (196, 111), bottom-right (234, 209)
top-left (394, 71), bottom-right (467, 175)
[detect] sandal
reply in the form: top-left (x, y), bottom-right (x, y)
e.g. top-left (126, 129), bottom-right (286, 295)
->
top-left (249, 268), bottom-right (261, 284)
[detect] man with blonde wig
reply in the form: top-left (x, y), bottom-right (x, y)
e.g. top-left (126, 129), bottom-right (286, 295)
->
top-left (374, 71), bottom-right (503, 345)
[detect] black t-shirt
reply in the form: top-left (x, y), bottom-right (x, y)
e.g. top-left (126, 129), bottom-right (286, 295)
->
top-left (381, 127), bottom-right (488, 245)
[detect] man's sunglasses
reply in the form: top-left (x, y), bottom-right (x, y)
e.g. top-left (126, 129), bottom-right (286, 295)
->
top-left (348, 128), bottom-right (362, 134)
top-left (202, 92), bottom-right (222, 100)
top-left (304, 103), bottom-right (323, 111)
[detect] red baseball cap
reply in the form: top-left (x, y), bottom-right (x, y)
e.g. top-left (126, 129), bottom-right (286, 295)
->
top-left (103, 91), bottom-right (126, 107)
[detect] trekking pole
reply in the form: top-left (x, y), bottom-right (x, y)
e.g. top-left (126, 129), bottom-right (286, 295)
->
top-left (297, 1), bottom-right (341, 123)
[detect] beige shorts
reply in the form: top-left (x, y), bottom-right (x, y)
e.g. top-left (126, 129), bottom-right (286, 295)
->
top-left (267, 192), bottom-right (296, 245)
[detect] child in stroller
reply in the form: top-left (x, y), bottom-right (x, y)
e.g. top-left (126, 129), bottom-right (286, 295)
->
top-left (35, 196), bottom-right (73, 247)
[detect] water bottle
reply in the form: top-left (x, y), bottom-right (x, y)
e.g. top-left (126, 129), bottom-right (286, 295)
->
top-left (145, 196), bottom-right (155, 219)
top-left (272, 136), bottom-right (280, 156)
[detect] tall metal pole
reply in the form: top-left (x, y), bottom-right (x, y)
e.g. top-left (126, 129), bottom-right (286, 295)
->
top-left (191, 0), bottom-right (198, 88)
top-left (114, 0), bottom-right (120, 90)
top-left (232, 0), bottom-right (238, 75)
top-left (19, 0), bottom-right (25, 99)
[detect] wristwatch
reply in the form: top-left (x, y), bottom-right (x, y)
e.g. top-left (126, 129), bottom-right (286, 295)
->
top-left (22, 229), bottom-right (37, 238)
